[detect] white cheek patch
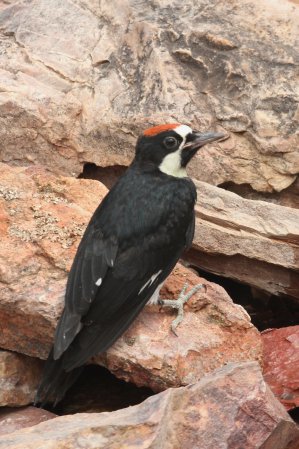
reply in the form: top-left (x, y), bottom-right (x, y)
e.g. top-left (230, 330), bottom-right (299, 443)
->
top-left (159, 124), bottom-right (192, 178)
top-left (159, 149), bottom-right (187, 178)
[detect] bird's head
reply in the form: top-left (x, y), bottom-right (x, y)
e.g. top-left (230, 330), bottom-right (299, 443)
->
top-left (135, 124), bottom-right (226, 177)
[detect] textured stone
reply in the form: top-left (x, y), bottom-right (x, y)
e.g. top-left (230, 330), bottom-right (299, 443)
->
top-left (262, 326), bottom-right (299, 411)
top-left (0, 363), bottom-right (298, 449)
top-left (95, 263), bottom-right (262, 391)
top-left (0, 162), bottom-right (108, 358)
top-left (0, 351), bottom-right (43, 406)
top-left (0, 163), bottom-right (262, 391)
top-left (0, 407), bottom-right (56, 436)
top-left (187, 180), bottom-right (299, 299)
top-left (0, 0), bottom-right (298, 194)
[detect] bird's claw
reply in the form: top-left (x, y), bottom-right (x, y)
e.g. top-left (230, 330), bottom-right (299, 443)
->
top-left (158, 283), bottom-right (205, 334)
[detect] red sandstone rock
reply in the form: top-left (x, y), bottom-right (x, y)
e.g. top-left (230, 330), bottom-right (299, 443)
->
top-left (0, 351), bottom-right (43, 407)
top-left (0, 407), bottom-right (56, 436)
top-left (262, 326), bottom-right (299, 411)
top-left (0, 363), bottom-right (298, 449)
top-left (0, 163), bottom-right (262, 392)
top-left (0, 163), bottom-right (108, 358)
top-left (96, 263), bottom-right (262, 391)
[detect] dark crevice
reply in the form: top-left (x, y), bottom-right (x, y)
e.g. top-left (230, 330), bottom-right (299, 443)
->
top-left (44, 365), bottom-right (154, 416)
top-left (218, 178), bottom-right (299, 209)
top-left (186, 263), bottom-right (299, 331)
top-left (288, 407), bottom-right (299, 425)
top-left (78, 163), bottom-right (127, 189)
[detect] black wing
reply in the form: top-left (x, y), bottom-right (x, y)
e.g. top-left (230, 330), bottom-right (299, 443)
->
top-left (53, 224), bottom-right (118, 359)
top-left (53, 169), bottom-right (196, 370)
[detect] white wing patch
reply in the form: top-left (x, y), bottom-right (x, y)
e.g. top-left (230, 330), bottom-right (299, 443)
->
top-left (95, 277), bottom-right (102, 286)
top-left (139, 270), bottom-right (162, 294)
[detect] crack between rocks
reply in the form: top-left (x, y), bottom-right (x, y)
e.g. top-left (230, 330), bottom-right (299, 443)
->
top-left (28, 55), bottom-right (84, 85)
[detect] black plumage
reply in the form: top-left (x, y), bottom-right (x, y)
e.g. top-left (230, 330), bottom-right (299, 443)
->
top-left (36, 124), bottom-right (225, 405)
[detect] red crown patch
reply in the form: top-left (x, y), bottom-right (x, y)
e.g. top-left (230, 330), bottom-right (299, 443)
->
top-left (143, 123), bottom-right (180, 137)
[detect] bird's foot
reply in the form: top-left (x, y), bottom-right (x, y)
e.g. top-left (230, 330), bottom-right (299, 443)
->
top-left (158, 283), bottom-right (205, 336)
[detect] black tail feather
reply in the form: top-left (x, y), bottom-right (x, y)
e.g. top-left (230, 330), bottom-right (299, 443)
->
top-left (35, 348), bottom-right (84, 407)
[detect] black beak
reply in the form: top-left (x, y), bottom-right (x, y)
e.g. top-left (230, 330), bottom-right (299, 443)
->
top-left (183, 131), bottom-right (228, 152)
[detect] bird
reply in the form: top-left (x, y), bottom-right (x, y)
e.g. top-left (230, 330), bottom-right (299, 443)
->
top-left (35, 123), bottom-right (226, 405)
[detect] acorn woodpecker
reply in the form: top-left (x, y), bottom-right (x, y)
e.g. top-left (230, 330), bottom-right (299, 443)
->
top-left (35, 123), bottom-right (226, 405)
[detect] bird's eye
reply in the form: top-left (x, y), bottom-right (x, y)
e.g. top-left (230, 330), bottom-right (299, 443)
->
top-left (163, 136), bottom-right (178, 149)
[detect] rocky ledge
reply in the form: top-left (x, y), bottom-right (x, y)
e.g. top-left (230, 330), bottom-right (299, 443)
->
top-left (1, 363), bottom-right (298, 449)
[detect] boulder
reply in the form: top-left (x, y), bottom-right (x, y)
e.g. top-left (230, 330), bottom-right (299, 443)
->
top-left (0, 351), bottom-right (43, 407)
top-left (188, 180), bottom-right (299, 299)
top-left (262, 326), bottom-right (299, 411)
top-left (96, 263), bottom-right (262, 391)
top-left (0, 163), bottom-right (108, 358)
top-left (0, 163), bottom-right (262, 391)
top-left (0, 362), bottom-right (298, 449)
top-left (0, 407), bottom-right (56, 436)
top-left (0, 0), bottom-right (298, 194)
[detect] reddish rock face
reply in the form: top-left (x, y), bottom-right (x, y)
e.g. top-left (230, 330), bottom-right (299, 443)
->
top-left (262, 326), bottom-right (299, 411)
top-left (0, 163), bottom-right (262, 393)
top-left (0, 363), bottom-right (298, 449)
top-left (0, 407), bottom-right (56, 436)
top-left (97, 263), bottom-right (262, 391)
top-left (0, 163), bottom-right (108, 359)
top-left (0, 351), bottom-right (43, 407)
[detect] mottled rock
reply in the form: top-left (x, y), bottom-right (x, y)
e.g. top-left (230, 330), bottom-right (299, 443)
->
top-left (0, 407), bottom-right (56, 436)
top-left (0, 163), bottom-right (262, 391)
top-left (0, 163), bottom-right (108, 358)
top-left (262, 326), bottom-right (299, 411)
top-left (188, 180), bottom-right (299, 299)
top-left (0, 0), bottom-right (298, 194)
top-left (0, 363), bottom-right (298, 449)
top-left (96, 263), bottom-right (262, 391)
top-left (0, 351), bottom-right (43, 406)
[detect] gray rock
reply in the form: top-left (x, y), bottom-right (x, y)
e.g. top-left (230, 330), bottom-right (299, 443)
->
top-left (0, 0), bottom-right (297, 192)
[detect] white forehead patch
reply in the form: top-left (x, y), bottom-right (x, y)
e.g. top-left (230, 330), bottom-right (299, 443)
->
top-left (174, 125), bottom-right (192, 140)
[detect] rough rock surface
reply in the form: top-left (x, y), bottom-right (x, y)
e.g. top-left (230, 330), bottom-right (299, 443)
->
top-left (188, 180), bottom-right (299, 299)
top-left (0, 0), bottom-right (298, 194)
top-left (0, 351), bottom-right (43, 407)
top-left (95, 263), bottom-right (261, 391)
top-left (0, 162), bottom-right (108, 358)
top-left (262, 326), bottom-right (299, 411)
top-left (0, 407), bottom-right (56, 436)
top-left (0, 163), bottom-right (262, 391)
top-left (1, 363), bottom-right (298, 449)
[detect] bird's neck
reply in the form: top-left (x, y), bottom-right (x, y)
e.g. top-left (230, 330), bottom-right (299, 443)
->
top-left (131, 159), bottom-right (188, 179)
